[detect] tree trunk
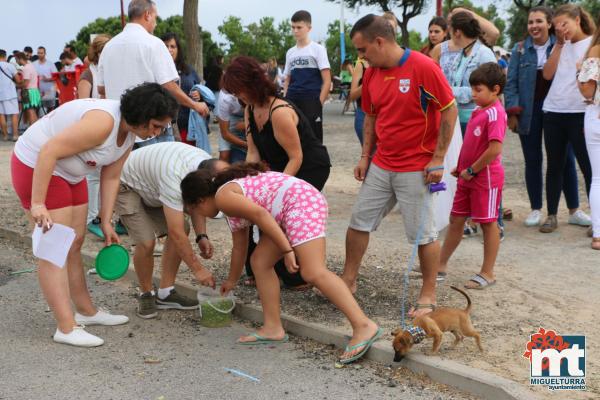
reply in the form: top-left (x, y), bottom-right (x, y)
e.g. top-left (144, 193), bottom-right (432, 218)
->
top-left (183, 0), bottom-right (203, 77)
top-left (400, 21), bottom-right (410, 47)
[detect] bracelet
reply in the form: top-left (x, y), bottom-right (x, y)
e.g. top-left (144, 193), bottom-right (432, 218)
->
top-left (360, 154), bottom-right (371, 158)
top-left (282, 249), bottom-right (294, 254)
top-left (195, 233), bottom-right (209, 243)
top-left (426, 166), bottom-right (445, 172)
top-left (30, 204), bottom-right (46, 211)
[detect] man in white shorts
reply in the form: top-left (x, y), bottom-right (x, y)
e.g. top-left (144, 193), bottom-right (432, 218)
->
top-left (0, 49), bottom-right (19, 141)
top-left (116, 142), bottom-right (228, 319)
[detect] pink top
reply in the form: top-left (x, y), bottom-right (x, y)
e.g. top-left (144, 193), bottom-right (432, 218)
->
top-left (22, 63), bottom-right (38, 90)
top-left (457, 100), bottom-right (506, 189)
top-left (222, 171), bottom-right (328, 247)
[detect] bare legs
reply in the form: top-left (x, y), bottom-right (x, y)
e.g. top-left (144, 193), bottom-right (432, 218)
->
top-left (0, 114), bottom-right (18, 140)
top-left (340, 228), bottom-right (368, 294)
top-left (30, 203), bottom-right (96, 333)
top-left (240, 237), bottom-right (378, 358)
top-left (440, 216), bottom-right (498, 287)
top-left (133, 239), bottom-right (156, 293)
top-left (159, 236), bottom-right (183, 289)
top-left (342, 227), bottom-right (438, 317)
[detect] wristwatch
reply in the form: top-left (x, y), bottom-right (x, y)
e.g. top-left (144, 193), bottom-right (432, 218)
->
top-left (466, 167), bottom-right (477, 177)
top-left (195, 233), bottom-right (209, 243)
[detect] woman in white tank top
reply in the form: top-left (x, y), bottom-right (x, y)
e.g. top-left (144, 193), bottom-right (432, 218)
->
top-left (10, 83), bottom-right (178, 347)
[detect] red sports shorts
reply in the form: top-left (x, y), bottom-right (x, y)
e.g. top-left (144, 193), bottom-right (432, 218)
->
top-left (451, 183), bottom-right (501, 224)
top-left (11, 153), bottom-right (88, 210)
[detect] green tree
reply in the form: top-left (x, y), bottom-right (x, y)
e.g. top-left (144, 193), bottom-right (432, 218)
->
top-left (325, 20), bottom-right (357, 76)
top-left (331, 0), bottom-right (430, 47)
top-left (408, 30), bottom-right (425, 50)
top-left (68, 16), bottom-right (221, 72)
top-left (217, 16), bottom-right (293, 63)
top-left (70, 16), bottom-right (123, 58)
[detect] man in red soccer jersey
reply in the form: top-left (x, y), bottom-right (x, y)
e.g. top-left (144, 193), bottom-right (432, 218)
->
top-left (341, 14), bottom-right (458, 317)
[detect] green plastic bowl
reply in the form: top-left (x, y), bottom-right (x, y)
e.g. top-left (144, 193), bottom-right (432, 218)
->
top-left (95, 244), bottom-right (130, 281)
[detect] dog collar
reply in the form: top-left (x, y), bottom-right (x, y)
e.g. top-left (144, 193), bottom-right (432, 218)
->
top-left (407, 326), bottom-right (427, 344)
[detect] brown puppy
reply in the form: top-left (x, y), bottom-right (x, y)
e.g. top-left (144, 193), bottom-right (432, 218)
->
top-left (392, 286), bottom-right (483, 362)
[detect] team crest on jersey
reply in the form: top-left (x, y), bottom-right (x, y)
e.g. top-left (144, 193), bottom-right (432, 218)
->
top-left (398, 79), bottom-right (411, 93)
top-left (474, 126), bottom-right (482, 137)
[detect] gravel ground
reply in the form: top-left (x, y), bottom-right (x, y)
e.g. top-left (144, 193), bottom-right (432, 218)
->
top-left (0, 101), bottom-right (597, 399)
top-left (0, 237), bottom-right (478, 400)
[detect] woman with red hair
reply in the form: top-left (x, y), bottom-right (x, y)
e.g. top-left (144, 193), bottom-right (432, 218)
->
top-left (222, 56), bottom-right (331, 289)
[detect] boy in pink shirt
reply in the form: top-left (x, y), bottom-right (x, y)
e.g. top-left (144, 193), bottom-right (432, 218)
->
top-left (439, 62), bottom-right (507, 290)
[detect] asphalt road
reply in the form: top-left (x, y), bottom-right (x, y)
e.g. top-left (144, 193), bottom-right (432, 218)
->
top-left (0, 238), bottom-right (475, 400)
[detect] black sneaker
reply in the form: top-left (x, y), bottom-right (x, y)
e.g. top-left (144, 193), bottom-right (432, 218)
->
top-left (137, 291), bottom-right (158, 319)
top-left (156, 289), bottom-right (199, 310)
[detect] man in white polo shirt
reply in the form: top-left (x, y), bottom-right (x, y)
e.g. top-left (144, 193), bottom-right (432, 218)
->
top-left (97, 0), bottom-right (208, 140)
top-left (116, 142), bottom-right (228, 319)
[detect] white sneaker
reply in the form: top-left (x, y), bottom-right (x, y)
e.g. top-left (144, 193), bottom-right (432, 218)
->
top-left (568, 210), bottom-right (592, 227)
top-left (75, 309), bottom-right (129, 326)
top-left (524, 210), bottom-right (542, 227)
top-left (53, 325), bottom-right (104, 347)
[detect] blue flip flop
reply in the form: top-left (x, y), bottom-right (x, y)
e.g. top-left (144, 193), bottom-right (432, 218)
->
top-left (237, 333), bottom-right (289, 345)
top-left (337, 327), bottom-right (383, 365)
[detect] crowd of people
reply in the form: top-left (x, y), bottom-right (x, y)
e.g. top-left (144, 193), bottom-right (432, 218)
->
top-left (6, 0), bottom-right (600, 368)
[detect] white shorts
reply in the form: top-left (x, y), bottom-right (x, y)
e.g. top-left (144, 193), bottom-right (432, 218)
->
top-left (0, 98), bottom-right (18, 115)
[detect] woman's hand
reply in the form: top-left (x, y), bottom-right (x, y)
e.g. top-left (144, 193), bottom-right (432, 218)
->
top-left (31, 204), bottom-right (53, 232)
top-left (101, 222), bottom-right (120, 246)
top-left (508, 115), bottom-right (519, 133)
top-left (194, 267), bottom-right (216, 289)
top-left (450, 167), bottom-right (459, 178)
top-left (220, 279), bottom-right (237, 296)
top-left (555, 22), bottom-right (568, 45)
top-left (283, 251), bottom-right (299, 274)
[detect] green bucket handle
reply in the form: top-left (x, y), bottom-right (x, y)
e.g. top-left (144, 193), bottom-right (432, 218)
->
top-left (199, 297), bottom-right (235, 318)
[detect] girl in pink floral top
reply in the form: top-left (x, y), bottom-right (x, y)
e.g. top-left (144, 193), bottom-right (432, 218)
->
top-left (578, 22), bottom-right (600, 249)
top-left (181, 162), bottom-right (381, 365)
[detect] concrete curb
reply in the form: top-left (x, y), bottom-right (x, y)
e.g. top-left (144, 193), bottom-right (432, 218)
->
top-left (1, 227), bottom-right (537, 400)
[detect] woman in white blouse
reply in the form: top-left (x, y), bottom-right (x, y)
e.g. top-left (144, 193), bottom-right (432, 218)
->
top-left (578, 22), bottom-right (600, 249)
top-left (11, 83), bottom-right (179, 346)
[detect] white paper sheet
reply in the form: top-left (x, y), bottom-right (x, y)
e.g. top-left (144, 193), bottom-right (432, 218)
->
top-left (434, 118), bottom-right (463, 231)
top-left (32, 223), bottom-right (76, 268)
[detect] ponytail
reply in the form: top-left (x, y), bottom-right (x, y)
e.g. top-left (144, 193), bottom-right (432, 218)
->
top-left (579, 8), bottom-right (596, 36)
top-left (450, 11), bottom-right (483, 42)
top-left (181, 161), bottom-right (268, 206)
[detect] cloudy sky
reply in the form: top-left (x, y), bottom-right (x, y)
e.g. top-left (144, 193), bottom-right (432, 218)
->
top-left (0, 0), bottom-right (490, 61)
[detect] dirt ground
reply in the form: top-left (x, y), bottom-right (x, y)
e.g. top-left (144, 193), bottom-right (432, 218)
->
top-left (0, 102), bottom-right (597, 399)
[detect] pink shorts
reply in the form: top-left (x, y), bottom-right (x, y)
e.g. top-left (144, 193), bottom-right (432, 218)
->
top-left (11, 153), bottom-right (88, 210)
top-left (451, 183), bottom-right (501, 224)
top-left (279, 181), bottom-right (328, 247)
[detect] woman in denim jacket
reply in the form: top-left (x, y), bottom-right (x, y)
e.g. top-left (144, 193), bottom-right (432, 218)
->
top-left (505, 6), bottom-right (585, 228)
top-left (432, 11), bottom-right (496, 135)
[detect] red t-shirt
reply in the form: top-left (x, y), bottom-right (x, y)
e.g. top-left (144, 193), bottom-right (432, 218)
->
top-left (457, 100), bottom-right (506, 189)
top-left (361, 49), bottom-right (455, 172)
